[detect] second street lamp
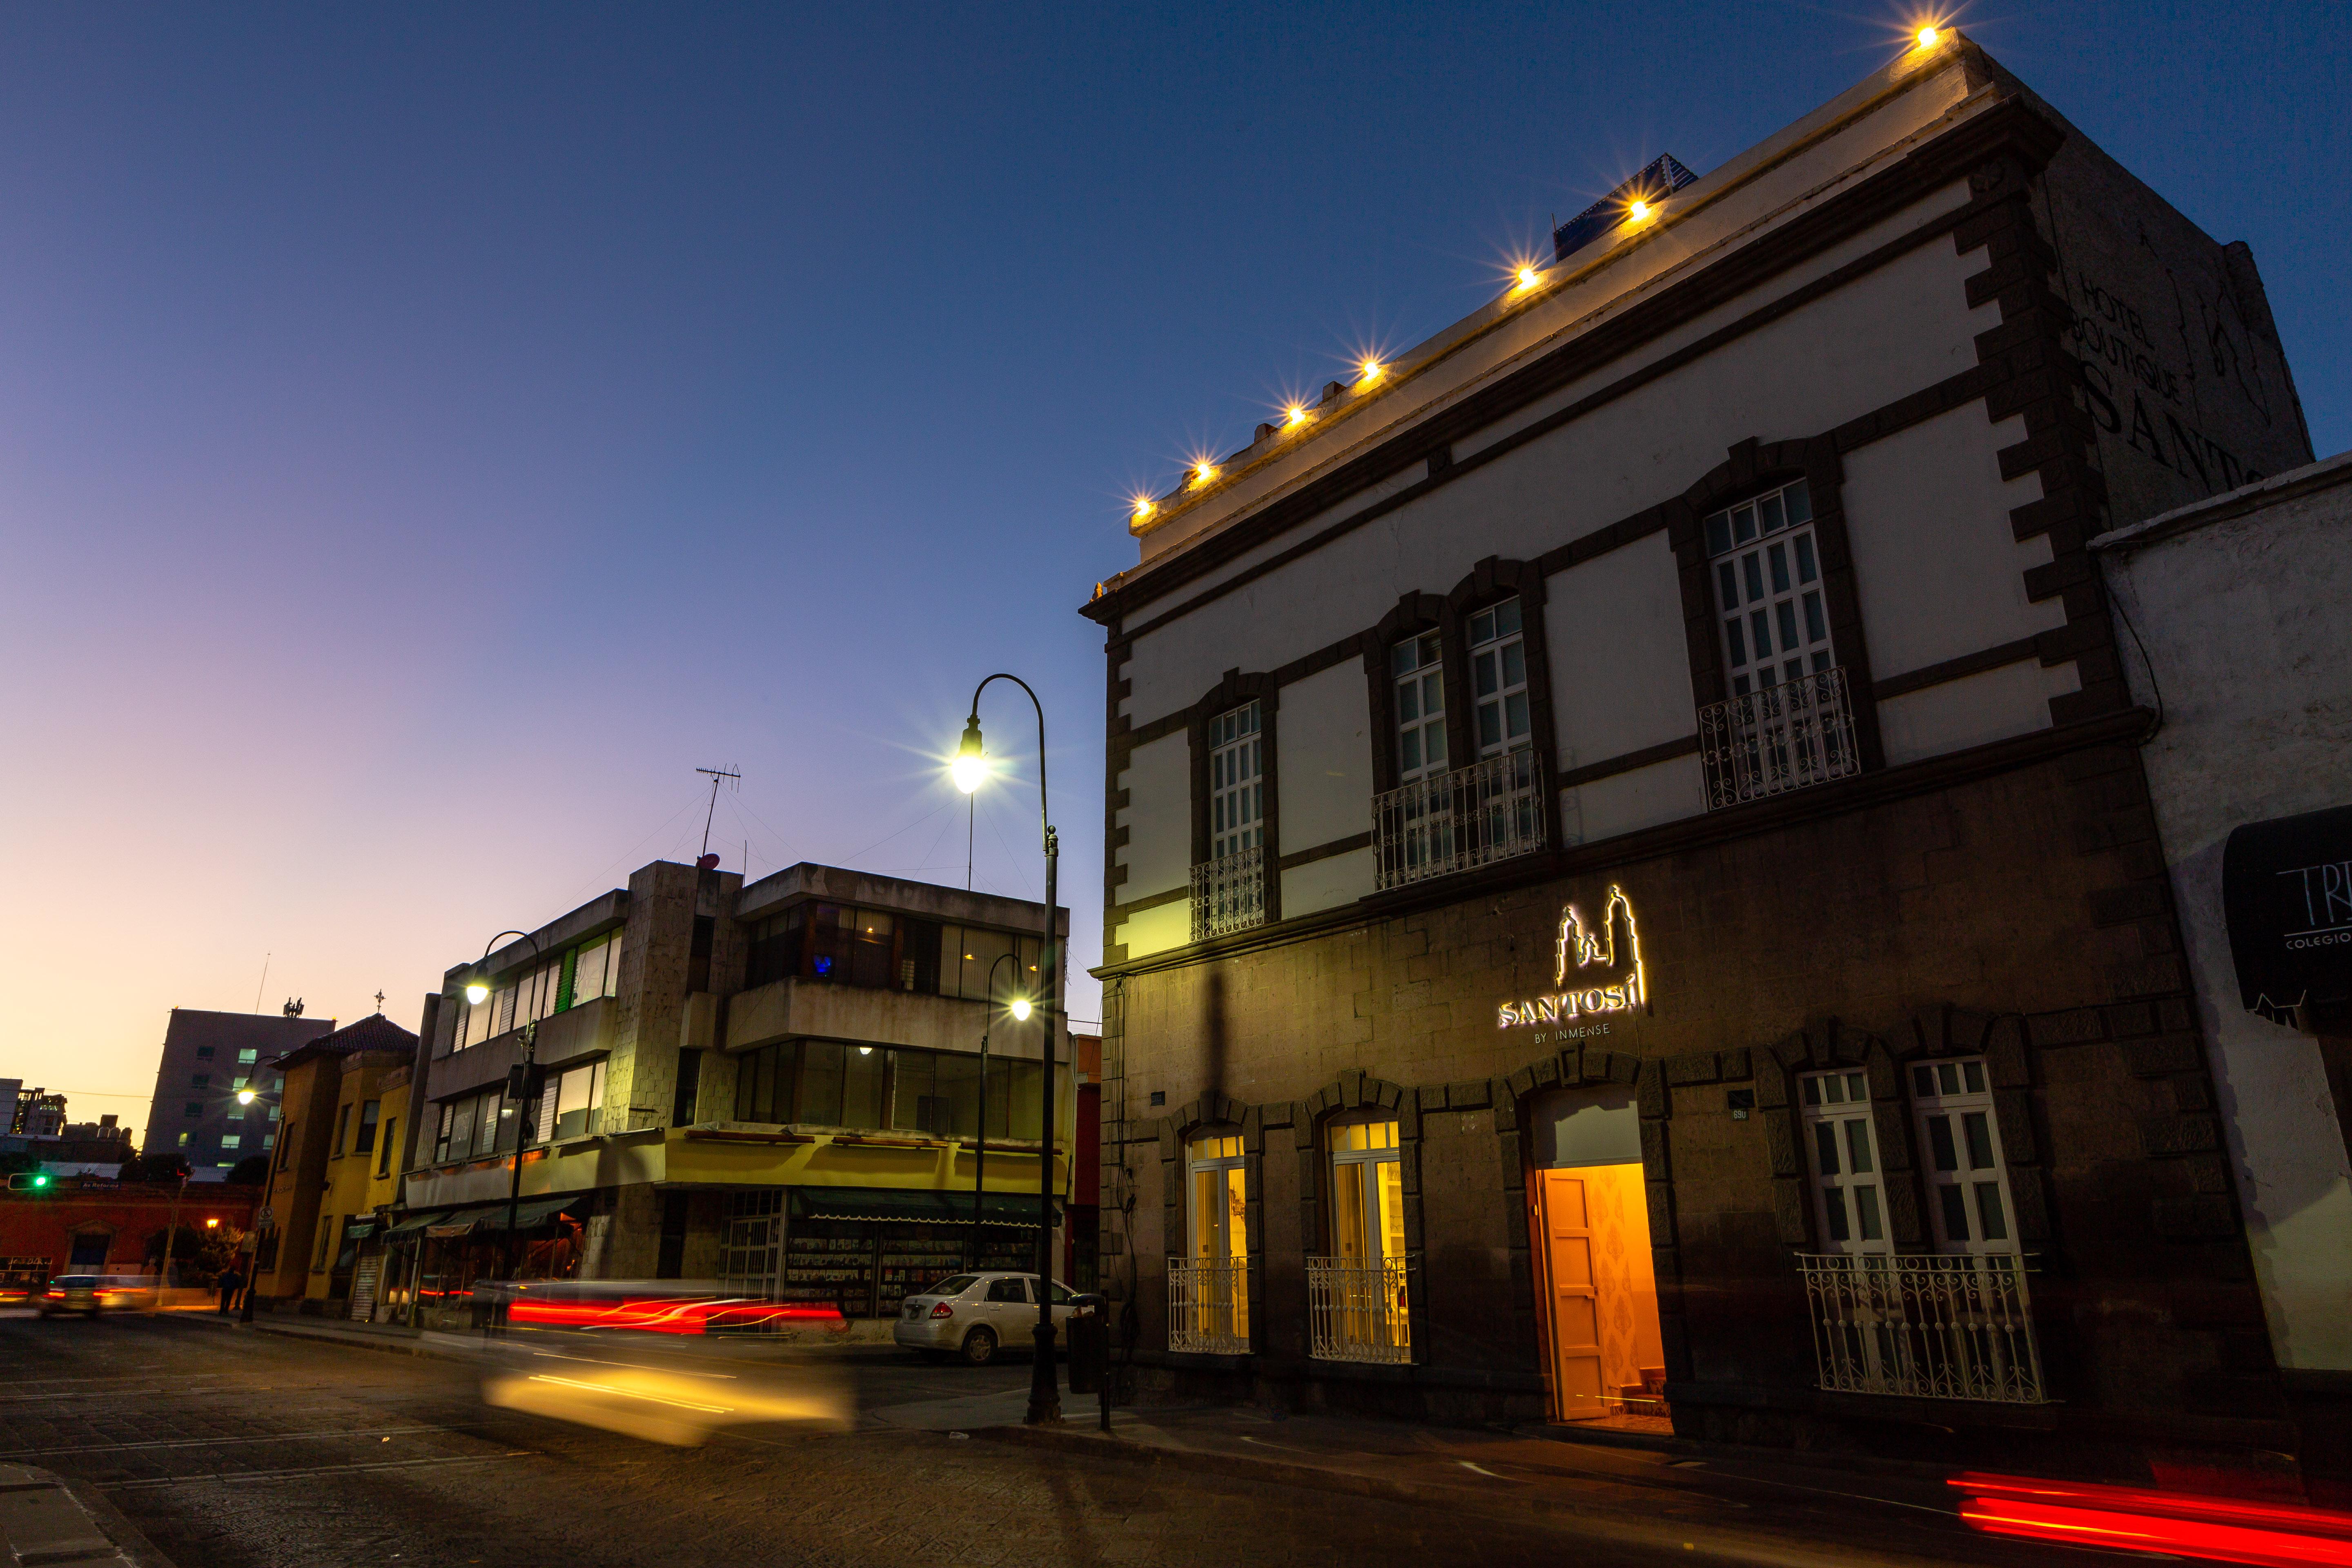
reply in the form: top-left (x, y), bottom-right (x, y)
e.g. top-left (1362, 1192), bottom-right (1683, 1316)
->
top-left (953, 674), bottom-right (1062, 1425)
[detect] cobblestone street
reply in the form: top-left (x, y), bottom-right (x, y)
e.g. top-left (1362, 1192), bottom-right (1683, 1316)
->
top-left (0, 1312), bottom-right (2113, 1568)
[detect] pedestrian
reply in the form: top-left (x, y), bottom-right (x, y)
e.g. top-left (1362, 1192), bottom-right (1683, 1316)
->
top-left (216, 1262), bottom-right (243, 1314)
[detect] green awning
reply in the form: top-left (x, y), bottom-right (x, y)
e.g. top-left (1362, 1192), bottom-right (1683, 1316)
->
top-left (481, 1197), bottom-right (580, 1232)
top-left (789, 1187), bottom-right (1060, 1229)
top-left (380, 1211), bottom-right (448, 1239)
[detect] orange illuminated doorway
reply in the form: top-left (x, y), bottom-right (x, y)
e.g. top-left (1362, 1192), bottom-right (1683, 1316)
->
top-left (1534, 1163), bottom-right (1664, 1423)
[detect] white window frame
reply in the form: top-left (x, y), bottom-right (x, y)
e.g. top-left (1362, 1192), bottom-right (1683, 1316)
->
top-left (1327, 1116), bottom-right (1405, 1266)
top-left (1799, 1068), bottom-right (1890, 1255)
top-left (1392, 630), bottom-right (1447, 785)
top-left (1706, 480), bottom-right (1834, 697)
top-left (1467, 598), bottom-right (1531, 758)
top-left (1909, 1058), bottom-right (2019, 1254)
top-left (1208, 702), bottom-right (1263, 859)
top-left (1189, 1132), bottom-right (1247, 1263)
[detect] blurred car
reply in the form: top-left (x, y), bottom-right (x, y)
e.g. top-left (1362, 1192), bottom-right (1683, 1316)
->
top-left (96, 1276), bottom-right (157, 1310)
top-left (38, 1275), bottom-right (102, 1317)
top-left (0, 1278), bottom-right (39, 1308)
top-left (893, 1272), bottom-right (1081, 1364)
top-left (490, 1279), bottom-right (846, 1336)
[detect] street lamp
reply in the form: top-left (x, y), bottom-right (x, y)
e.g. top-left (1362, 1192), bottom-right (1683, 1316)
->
top-left (968, 953), bottom-right (1033, 1271)
top-left (951, 675), bottom-right (1062, 1425)
top-left (465, 929), bottom-right (545, 1332)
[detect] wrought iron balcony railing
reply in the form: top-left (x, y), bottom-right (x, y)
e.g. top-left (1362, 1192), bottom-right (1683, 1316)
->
top-left (1167, 1257), bottom-right (1251, 1354)
top-left (1697, 667), bottom-right (1860, 808)
top-left (1189, 844), bottom-right (1266, 942)
top-left (1305, 1255), bottom-right (1411, 1364)
top-left (1797, 1252), bottom-right (2049, 1404)
top-left (1371, 749), bottom-right (1546, 891)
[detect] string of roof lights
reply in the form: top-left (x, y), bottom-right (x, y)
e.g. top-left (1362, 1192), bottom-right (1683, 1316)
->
top-left (1123, 20), bottom-right (1953, 534)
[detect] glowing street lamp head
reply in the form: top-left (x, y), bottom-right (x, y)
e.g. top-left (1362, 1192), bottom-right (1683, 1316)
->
top-left (1009, 996), bottom-right (1032, 1022)
top-left (205, 1218), bottom-right (220, 1229)
top-left (236, 1088), bottom-right (257, 1106)
top-left (464, 978), bottom-right (490, 1006)
top-left (951, 716), bottom-right (987, 794)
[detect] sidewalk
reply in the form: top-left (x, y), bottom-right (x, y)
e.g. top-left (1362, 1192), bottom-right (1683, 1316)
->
top-left (0, 1464), bottom-right (173, 1568)
top-left (975, 1405), bottom-right (2071, 1568)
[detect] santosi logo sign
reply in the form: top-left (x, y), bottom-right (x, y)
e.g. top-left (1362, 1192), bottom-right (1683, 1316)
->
top-left (1497, 885), bottom-right (1646, 1030)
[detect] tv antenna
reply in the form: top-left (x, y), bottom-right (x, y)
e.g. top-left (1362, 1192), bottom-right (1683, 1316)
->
top-left (696, 766), bottom-right (742, 864)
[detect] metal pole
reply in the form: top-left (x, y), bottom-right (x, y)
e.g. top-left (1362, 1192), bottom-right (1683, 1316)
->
top-left (240, 1217), bottom-right (267, 1323)
top-left (161, 1173), bottom-right (187, 1293)
top-left (965, 673), bottom-right (1060, 1425)
top-left (971, 951), bottom-right (1017, 1271)
top-left (498, 1020), bottom-right (539, 1335)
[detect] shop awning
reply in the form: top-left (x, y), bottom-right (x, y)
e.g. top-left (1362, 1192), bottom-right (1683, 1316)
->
top-left (790, 1187), bottom-right (1061, 1229)
top-left (480, 1197), bottom-right (579, 1232)
top-left (414, 1197), bottom-right (585, 1239)
top-left (380, 1211), bottom-right (448, 1239)
top-left (2225, 803), bottom-right (2352, 1020)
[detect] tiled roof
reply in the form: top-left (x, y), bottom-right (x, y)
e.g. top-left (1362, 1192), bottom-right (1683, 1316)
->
top-left (272, 1012), bottom-right (418, 1069)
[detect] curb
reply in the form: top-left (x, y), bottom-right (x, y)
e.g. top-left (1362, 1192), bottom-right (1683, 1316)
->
top-left (0, 1464), bottom-right (176, 1568)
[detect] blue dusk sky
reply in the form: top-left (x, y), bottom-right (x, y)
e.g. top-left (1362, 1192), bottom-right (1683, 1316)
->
top-left (1, 2), bottom-right (2343, 1128)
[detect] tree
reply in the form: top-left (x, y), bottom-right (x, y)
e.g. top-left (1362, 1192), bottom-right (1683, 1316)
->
top-left (119, 1151), bottom-right (192, 1183)
top-left (226, 1155), bottom-right (271, 1185)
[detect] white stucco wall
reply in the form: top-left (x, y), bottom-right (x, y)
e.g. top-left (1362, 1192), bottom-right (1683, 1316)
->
top-left (1277, 660), bottom-right (1375, 854)
top-left (2095, 454), bottom-right (2352, 1371)
top-left (1283, 848), bottom-right (1375, 920)
top-left (1546, 532), bottom-right (1695, 777)
top-left (1114, 730), bottom-right (1191, 907)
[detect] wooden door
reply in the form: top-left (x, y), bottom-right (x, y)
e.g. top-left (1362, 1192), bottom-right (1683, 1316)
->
top-left (1540, 1171), bottom-right (1606, 1419)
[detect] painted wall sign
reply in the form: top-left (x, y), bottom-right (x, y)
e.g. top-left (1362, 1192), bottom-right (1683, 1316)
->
top-left (1497, 885), bottom-right (1646, 1029)
top-left (2223, 803), bottom-right (2352, 1022)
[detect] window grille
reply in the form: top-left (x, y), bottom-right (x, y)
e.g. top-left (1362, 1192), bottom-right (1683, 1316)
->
top-left (1372, 749), bottom-right (1546, 889)
top-left (1697, 667), bottom-right (1860, 806)
top-left (1306, 1256), bottom-right (1411, 1364)
top-left (1799, 1253), bottom-right (2048, 1403)
top-left (1190, 844), bottom-right (1265, 941)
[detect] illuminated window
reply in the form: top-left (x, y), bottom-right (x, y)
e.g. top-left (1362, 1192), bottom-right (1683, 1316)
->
top-left (237, 1049), bottom-right (258, 1064)
top-left (1706, 480), bottom-right (1833, 697)
top-left (1799, 1069), bottom-right (1887, 1253)
top-left (1209, 702), bottom-right (1263, 858)
top-left (1392, 630), bottom-right (1447, 783)
top-left (1911, 1060), bottom-right (2017, 1253)
top-left (1185, 1131), bottom-right (1250, 1345)
top-left (1328, 1118), bottom-right (1406, 1267)
top-left (176, 1132), bottom-right (188, 1147)
top-left (220, 1134), bottom-right (241, 1151)
top-left (1468, 599), bottom-right (1530, 757)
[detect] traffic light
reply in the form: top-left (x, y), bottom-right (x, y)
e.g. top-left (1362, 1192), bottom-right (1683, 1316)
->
top-left (7, 1172), bottom-right (51, 1192)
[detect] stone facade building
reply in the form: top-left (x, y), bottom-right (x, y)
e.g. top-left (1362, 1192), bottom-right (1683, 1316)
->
top-left (1080, 35), bottom-right (2323, 1486)
top-left (396, 860), bottom-right (1076, 1332)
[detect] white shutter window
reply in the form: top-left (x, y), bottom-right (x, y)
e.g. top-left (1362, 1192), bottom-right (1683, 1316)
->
top-left (1800, 1069), bottom-right (1889, 1254)
top-left (1910, 1059), bottom-right (2018, 1254)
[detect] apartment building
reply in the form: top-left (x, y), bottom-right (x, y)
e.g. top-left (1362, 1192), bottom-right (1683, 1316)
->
top-left (1082, 35), bottom-right (2318, 1485)
top-left (140, 1008), bottom-right (330, 1179)
top-left (394, 860), bottom-right (1075, 1331)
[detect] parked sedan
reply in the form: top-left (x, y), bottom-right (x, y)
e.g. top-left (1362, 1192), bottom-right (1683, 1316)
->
top-left (893, 1272), bottom-right (1080, 1365)
top-left (37, 1275), bottom-right (102, 1318)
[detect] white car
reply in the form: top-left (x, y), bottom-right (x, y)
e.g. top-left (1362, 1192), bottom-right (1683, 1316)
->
top-left (893, 1272), bottom-right (1080, 1365)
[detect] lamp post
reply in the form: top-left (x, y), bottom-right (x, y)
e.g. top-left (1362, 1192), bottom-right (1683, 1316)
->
top-left (953, 674), bottom-right (1062, 1425)
top-left (465, 930), bottom-right (544, 1334)
top-left (235, 1085), bottom-right (281, 1324)
top-left (969, 953), bottom-right (1033, 1270)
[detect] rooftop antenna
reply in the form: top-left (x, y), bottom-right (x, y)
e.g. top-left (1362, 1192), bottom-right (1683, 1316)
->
top-left (696, 766), bottom-right (741, 864)
top-left (252, 953), bottom-right (271, 1014)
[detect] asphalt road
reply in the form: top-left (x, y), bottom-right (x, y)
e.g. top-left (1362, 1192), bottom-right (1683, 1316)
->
top-left (0, 1311), bottom-right (2088, 1568)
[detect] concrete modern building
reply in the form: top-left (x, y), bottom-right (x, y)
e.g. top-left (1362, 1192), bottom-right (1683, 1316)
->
top-left (2094, 451), bottom-right (2352, 1501)
top-left (1080, 33), bottom-right (2321, 1488)
top-left (395, 860), bottom-right (1074, 1333)
top-left (249, 1012), bottom-right (419, 1317)
top-left (140, 1008), bottom-right (332, 1179)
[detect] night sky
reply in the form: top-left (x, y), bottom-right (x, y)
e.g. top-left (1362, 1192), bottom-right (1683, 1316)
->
top-left (3, 2), bottom-right (2343, 1128)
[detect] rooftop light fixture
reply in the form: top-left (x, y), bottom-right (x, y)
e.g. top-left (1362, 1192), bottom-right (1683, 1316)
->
top-left (1131, 497), bottom-right (1156, 524)
top-left (1915, 24), bottom-right (1941, 49)
top-left (1628, 198), bottom-right (1653, 223)
top-left (1516, 266), bottom-right (1541, 291)
top-left (1285, 404), bottom-right (1309, 427)
top-left (1359, 358), bottom-right (1383, 383)
top-left (1191, 461), bottom-right (1219, 486)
